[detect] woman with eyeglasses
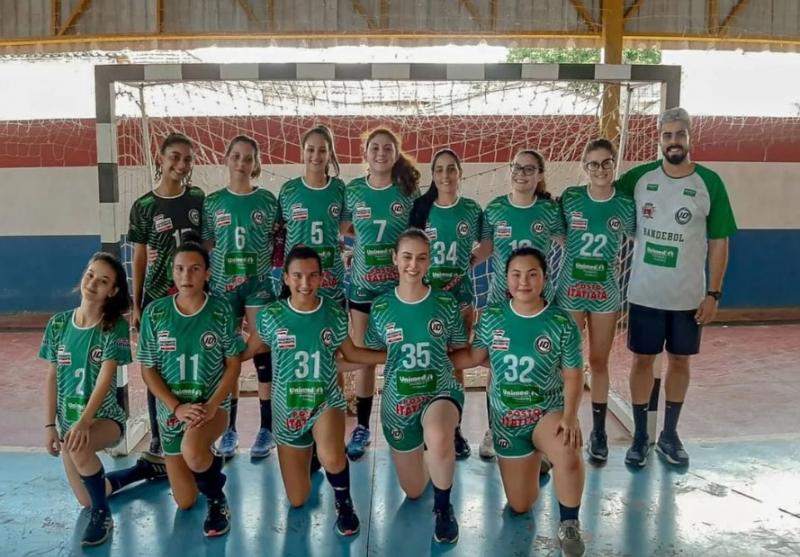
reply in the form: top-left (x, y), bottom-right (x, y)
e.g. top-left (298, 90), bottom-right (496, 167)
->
top-left (471, 149), bottom-right (564, 459)
top-left (556, 138), bottom-right (635, 463)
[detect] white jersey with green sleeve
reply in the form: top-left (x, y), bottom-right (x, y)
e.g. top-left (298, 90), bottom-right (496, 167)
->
top-left (255, 297), bottom-right (348, 446)
top-left (365, 288), bottom-right (467, 451)
top-left (481, 194), bottom-right (564, 304)
top-left (201, 187), bottom-right (279, 295)
top-left (278, 177), bottom-right (346, 302)
top-left (474, 302), bottom-right (582, 450)
top-left (423, 196), bottom-right (483, 307)
top-left (38, 310), bottom-right (131, 437)
top-left (556, 185), bottom-right (636, 312)
top-left (343, 177), bottom-right (419, 303)
top-left (137, 295), bottom-right (245, 437)
top-left (616, 161), bottom-right (737, 310)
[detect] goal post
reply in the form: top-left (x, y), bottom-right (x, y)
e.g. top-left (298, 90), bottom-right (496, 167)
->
top-left (95, 62), bottom-right (681, 452)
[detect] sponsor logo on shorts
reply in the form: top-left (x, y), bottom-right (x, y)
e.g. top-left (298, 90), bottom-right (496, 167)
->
top-left (355, 206), bottom-right (372, 220)
top-left (391, 428), bottom-right (404, 441)
top-left (497, 437), bottom-right (510, 449)
top-left (428, 319), bottom-right (444, 337)
top-left (424, 226), bottom-right (438, 240)
top-left (457, 221), bottom-right (470, 237)
top-left (215, 211), bottom-right (232, 227)
top-left (166, 416), bottom-right (180, 427)
top-left (675, 207), bottom-right (692, 225)
top-left (321, 328), bottom-right (334, 346)
top-left (154, 214), bottom-right (173, 233)
top-left (531, 221), bottom-right (544, 234)
top-left (291, 206), bottom-right (309, 221)
top-left (495, 225), bottom-right (512, 238)
top-left (201, 331), bottom-right (218, 350)
top-left (188, 208), bottom-right (201, 226)
top-left (328, 203), bottom-right (341, 218)
top-left (608, 217), bottom-right (622, 232)
top-left (252, 209), bottom-right (265, 225)
top-left (535, 335), bottom-right (552, 354)
top-left (642, 202), bottom-right (655, 219)
top-left (390, 202), bottom-right (404, 216)
top-left (89, 346), bottom-right (103, 364)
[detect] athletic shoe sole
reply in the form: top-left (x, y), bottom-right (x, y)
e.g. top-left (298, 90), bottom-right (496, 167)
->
top-left (624, 453), bottom-right (648, 467)
top-left (655, 443), bottom-right (689, 466)
top-left (433, 533), bottom-right (459, 544)
top-left (586, 446), bottom-right (608, 462)
top-left (204, 523), bottom-right (231, 537)
top-left (80, 523), bottom-right (113, 547)
top-left (336, 523), bottom-right (360, 536)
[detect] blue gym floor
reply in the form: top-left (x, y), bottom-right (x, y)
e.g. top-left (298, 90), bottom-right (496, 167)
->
top-left (2, 437), bottom-right (799, 556)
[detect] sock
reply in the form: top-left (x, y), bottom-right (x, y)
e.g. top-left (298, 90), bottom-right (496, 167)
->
top-left (106, 459), bottom-right (152, 493)
top-left (592, 402), bottom-right (608, 433)
top-left (192, 455), bottom-right (226, 500)
top-left (147, 390), bottom-right (160, 443)
top-left (228, 398), bottom-right (238, 431)
top-left (559, 502), bottom-right (580, 522)
top-left (632, 403), bottom-right (648, 441)
top-left (356, 396), bottom-right (373, 429)
top-left (325, 460), bottom-right (352, 505)
top-left (259, 399), bottom-right (272, 431)
top-left (80, 467), bottom-right (110, 512)
top-left (485, 391), bottom-right (492, 423)
top-left (663, 400), bottom-right (684, 438)
top-left (432, 483), bottom-right (452, 513)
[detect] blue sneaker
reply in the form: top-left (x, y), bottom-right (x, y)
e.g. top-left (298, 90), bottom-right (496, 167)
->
top-left (217, 428), bottom-right (239, 459)
top-left (624, 436), bottom-right (650, 468)
top-left (655, 432), bottom-right (690, 466)
top-left (433, 504), bottom-right (459, 544)
top-left (346, 425), bottom-right (371, 461)
top-left (250, 428), bottom-right (275, 459)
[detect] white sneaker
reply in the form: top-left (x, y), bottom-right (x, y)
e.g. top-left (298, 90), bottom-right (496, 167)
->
top-left (478, 429), bottom-right (496, 459)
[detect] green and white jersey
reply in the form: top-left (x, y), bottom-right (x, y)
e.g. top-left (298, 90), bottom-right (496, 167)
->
top-left (481, 194), bottom-right (564, 304)
top-left (616, 162), bottom-right (737, 310)
top-left (128, 186), bottom-right (205, 300)
top-left (556, 185), bottom-right (636, 312)
top-left (365, 288), bottom-right (467, 429)
top-left (202, 187), bottom-right (279, 296)
top-left (474, 302), bottom-right (582, 431)
top-left (39, 311), bottom-right (131, 437)
top-left (423, 196), bottom-right (483, 299)
top-left (255, 297), bottom-right (348, 445)
top-left (342, 177), bottom-right (419, 302)
top-left (278, 177), bottom-right (346, 301)
top-left (138, 295), bottom-right (244, 432)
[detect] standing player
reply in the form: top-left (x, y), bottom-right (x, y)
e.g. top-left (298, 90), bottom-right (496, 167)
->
top-left (450, 247), bottom-right (586, 557)
top-left (342, 128), bottom-right (420, 460)
top-left (129, 132), bottom-right (204, 458)
top-left (202, 135), bottom-right (279, 459)
top-left (365, 228), bottom-right (468, 544)
top-left (242, 246), bottom-right (386, 536)
top-left (556, 139), bottom-right (635, 462)
top-left (278, 125), bottom-right (347, 304)
top-left (409, 148), bottom-right (483, 459)
top-left (137, 234), bottom-right (244, 537)
top-left (616, 108), bottom-right (736, 468)
top-left (41, 253), bottom-right (132, 546)
top-left (472, 149), bottom-right (564, 459)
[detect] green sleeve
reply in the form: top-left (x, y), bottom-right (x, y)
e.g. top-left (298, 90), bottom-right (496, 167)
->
top-left (127, 199), bottom-right (148, 245)
top-left (697, 165), bottom-right (738, 239)
top-left (331, 304), bottom-right (349, 350)
top-left (559, 313), bottom-right (584, 370)
top-left (472, 310), bottom-right (491, 350)
top-left (201, 197), bottom-right (215, 243)
top-left (221, 304), bottom-right (246, 358)
top-left (622, 196), bottom-right (637, 237)
top-left (38, 314), bottom-right (60, 362)
top-left (341, 183), bottom-right (355, 222)
top-left (480, 205), bottom-right (493, 241)
top-left (615, 161), bottom-right (660, 198)
top-left (103, 319), bottom-right (133, 366)
top-left (446, 296), bottom-right (468, 346)
top-left (364, 311), bottom-right (384, 349)
top-left (549, 199), bottom-right (566, 237)
top-left (255, 307), bottom-right (272, 348)
top-left (137, 307), bottom-right (160, 368)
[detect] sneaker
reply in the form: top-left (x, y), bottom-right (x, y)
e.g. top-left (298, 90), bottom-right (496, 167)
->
top-left (454, 427), bottom-right (471, 460)
top-left (334, 497), bottom-right (360, 536)
top-left (655, 432), bottom-right (690, 466)
top-left (346, 425), bottom-right (371, 461)
top-left (433, 504), bottom-right (459, 544)
top-left (137, 452), bottom-right (168, 480)
top-left (217, 429), bottom-right (239, 459)
top-left (478, 429), bottom-right (496, 459)
top-left (624, 436), bottom-right (650, 468)
top-left (539, 454), bottom-right (552, 476)
top-left (250, 428), bottom-right (275, 459)
top-left (586, 429), bottom-right (608, 462)
top-left (203, 495), bottom-right (231, 537)
top-left (81, 508), bottom-right (113, 546)
top-left (147, 436), bottom-right (163, 458)
top-left (558, 519), bottom-right (586, 557)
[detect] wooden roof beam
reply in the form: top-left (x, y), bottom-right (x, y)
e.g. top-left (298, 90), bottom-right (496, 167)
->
top-left (720, 0), bottom-right (749, 35)
top-left (234, 0), bottom-right (260, 25)
top-left (570, 0), bottom-right (600, 32)
top-left (56, 0), bottom-right (92, 36)
top-left (352, 0), bottom-right (378, 30)
top-left (624, 0), bottom-right (643, 21)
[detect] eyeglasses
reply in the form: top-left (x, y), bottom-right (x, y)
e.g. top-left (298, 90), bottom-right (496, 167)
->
top-left (509, 163), bottom-right (540, 176)
top-left (585, 158), bottom-right (615, 172)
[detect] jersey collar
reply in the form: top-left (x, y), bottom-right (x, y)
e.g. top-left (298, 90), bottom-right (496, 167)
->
top-left (509, 299), bottom-right (547, 319)
top-left (173, 293), bottom-right (209, 317)
top-left (394, 286), bottom-right (431, 305)
top-left (287, 297), bottom-right (323, 314)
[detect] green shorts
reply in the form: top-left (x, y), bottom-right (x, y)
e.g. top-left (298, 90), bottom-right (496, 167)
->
top-left (491, 406), bottom-right (553, 459)
top-left (216, 273), bottom-right (275, 320)
top-left (159, 407), bottom-right (229, 456)
top-left (381, 389), bottom-right (464, 453)
top-left (273, 396), bottom-right (348, 449)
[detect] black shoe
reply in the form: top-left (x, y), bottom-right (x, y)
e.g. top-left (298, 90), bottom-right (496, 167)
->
top-left (137, 452), bottom-right (167, 480)
top-left (586, 429), bottom-right (609, 462)
top-left (203, 495), bottom-right (231, 537)
top-left (539, 454), bottom-right (552, 476)
top-left (454, 427), bottom-right (471, 460)
top-left (655, 431), bottom-right (690, 466)
top-left (433, 504), bottom-right (459, 544)
top-left (625, 436), bottom-right (650, 468)
top-left (81, 508), bottom-right (113, 546)
top-left (334, 497), bottom-right (360, 536)
top-left (147, 436), bottom-right (163, 458)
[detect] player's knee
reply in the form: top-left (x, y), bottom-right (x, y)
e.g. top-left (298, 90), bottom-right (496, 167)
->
top-left (423, 428), bottom-right (453, 458)
top-left (402, 484), bottom-right (426, 500)
top-left (288, 487), bottom-right (310, 508)
top-left (316, 444), bottom-right (345, 472)
top-left (174, 491), bottom-right (198, 510)
top-left (66, 446), bottom-right (93, 468)
top-left (667, 354), bottom-right (691, 373)
top-left (508, 496), bottom-right (533, 515)
top-left (180, 444), bottom-right (209, 472)
top-left (588, 355), bottom-right (609, 373)
top-left (550, 446), bottom-right (582, 474)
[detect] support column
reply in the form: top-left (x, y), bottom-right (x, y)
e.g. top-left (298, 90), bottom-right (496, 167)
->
top-left (600, 0), bottom-right (624, 141)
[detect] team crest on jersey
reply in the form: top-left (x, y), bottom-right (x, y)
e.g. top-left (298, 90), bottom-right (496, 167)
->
top-left (355, 205), bottom-right (372, 220)
top-left (89, 346), bottom-right (103, 364)
top-left (321, 328), bottom-right (334, 346)
top-left (390, 202), bottom-right (404, 216)
top-left (57, 346), bottom-right (72, 366)
top-left (535, 335), bottom-right (552, 354)
top-left (456, 221), bottom-right (470, 238)
top-left (496, 437), bottom-right (510, 449)
top-left (642, 203), bottom-right (656, 219)
top-left (608, 217), bottom-right (622, 232)
top-left (252, 209), bottom-right (265, 225)
top-left (495, 225), bottom-right (512, 238)
top-left (424, 227), bottom-right (437, 240)
top-left (675, 207), bottom-right (692, 225)
top-left (215, 211), bottom-right (232, 227)
top-left (291, 206), bottom-right (309, 221)
top-left (188, 208), bottom-right (201, 227)
top-left (328, 203), bottom-right (341, 218)
top-left (428, 319), bottom-right (444, 337)
top-left (153, 214), bottom-right (173, 233)
top-left (201, 331), bottom-right (218, 350)
top-left (531, 221), bottom-right (545, 234)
